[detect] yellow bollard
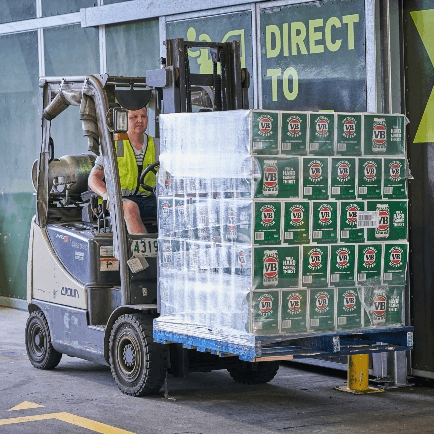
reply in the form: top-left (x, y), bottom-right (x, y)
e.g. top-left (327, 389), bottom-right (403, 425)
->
top-left (334, 353), bottom-right (384, 394)
top-left (348, 354), bottom-right (369, 391)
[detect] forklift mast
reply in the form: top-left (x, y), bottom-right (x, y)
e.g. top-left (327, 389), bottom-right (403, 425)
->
top-left (146, 38), bottom-right (250, 117)
top-left (97, 39), bottom-right (250, 138)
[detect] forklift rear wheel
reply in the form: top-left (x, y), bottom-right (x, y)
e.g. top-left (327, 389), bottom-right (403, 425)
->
top-left (109, 313), bottom-right (168, 396)
top-left (25, 311), bottom-right (62, 370)
top-left (227, 361), bottom-right (280, 385)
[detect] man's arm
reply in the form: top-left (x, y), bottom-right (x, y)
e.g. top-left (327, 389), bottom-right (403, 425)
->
top-left (88, 166), bottom-right (108, 200)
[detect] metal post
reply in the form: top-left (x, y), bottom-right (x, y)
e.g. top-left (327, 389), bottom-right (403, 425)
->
top-left (348, 354), bottom-right (370, 392)
top-left (372, 351), bottom-right (388, 379)
top-left (335, 354), bottom-right (384, 394)
top-left (371, 351), bottom-right (411, 388)
top-left (394, 351), bottom-right (410, 387)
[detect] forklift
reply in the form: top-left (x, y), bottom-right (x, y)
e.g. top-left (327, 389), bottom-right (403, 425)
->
top-left (25, 39), bottom-right (279, 396)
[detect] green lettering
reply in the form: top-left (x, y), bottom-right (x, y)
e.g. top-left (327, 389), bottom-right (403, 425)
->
top-left (325, 17), bottom-right (342, 52)
top-left (267, 68), bottom-right (282, 101)
top-left (266, 25), bottom-right (281, 58)
top-left (283, 23), bottom-right (289, 56)
top-left (343, 14), bottom-right (359, 50)
top-left (309, 19), bottom-right (324, 54)
top-left (186, 27), bottom-right (200, 58)
top-left (283, 67), bottom-right (298, 101)
top-left (291, 22), bottom-right (308, 55)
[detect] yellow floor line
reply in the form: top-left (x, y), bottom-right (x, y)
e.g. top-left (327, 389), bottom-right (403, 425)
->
top-left (9, 401), bottom-right (45, 411)
top-left (0, 413), bottom-right (55, 425)
top-left (0, 412), bottom-right (136, 434)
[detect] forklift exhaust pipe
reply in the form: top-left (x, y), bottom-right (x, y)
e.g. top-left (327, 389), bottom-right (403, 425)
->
top-left (43, 89), bottom-right (82, 120)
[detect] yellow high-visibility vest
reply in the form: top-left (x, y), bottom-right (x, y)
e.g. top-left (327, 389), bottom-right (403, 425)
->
top-left (115, 136), bottom-right (155, 196)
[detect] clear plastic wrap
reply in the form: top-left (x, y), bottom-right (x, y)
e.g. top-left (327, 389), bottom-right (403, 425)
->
top-left (155, 111), bottom-right (255, 345)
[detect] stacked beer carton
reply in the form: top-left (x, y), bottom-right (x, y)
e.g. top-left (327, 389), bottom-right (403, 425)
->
top-left (154, 110), bottom-right (408, 345)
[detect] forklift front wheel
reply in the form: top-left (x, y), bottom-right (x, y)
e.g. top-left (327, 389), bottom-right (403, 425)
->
top-left (25, 311), bottom-right (62, 370)
top-left (109, 314), bottom-right (168, 396)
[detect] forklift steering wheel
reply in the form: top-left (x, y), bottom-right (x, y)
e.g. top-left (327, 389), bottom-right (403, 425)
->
top-left (139, 161), bottom-right (160, 192)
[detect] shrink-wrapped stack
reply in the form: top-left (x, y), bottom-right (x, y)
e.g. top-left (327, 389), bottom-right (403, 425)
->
top-left (153, 110), bottom-right (409, 352)
top-left (154, 111), bottom-right (255, 347)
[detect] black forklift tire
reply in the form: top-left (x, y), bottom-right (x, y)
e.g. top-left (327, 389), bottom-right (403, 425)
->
top-left (25, 310), bottom-right (62, 370)
top-left (227, 361), bottom-right (280, 385)
top-left (109, 313), bottom-right (168, 396)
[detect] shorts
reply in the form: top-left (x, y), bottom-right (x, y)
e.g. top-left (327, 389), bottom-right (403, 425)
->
top-left (122, 195), bottom-right (157, 221)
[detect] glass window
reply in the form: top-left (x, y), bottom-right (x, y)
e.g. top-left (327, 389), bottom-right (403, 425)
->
top-left (50, 107), bottom-right (91, 159)
top-left (259, 0), bottom-right (366, 111)
top-left (44, 25), bottom-right (100, 158)
top-left (0, 31), bottom-right (39, 193)
top-left (166, 11), bottom-right (254, 108)
top-left (0, 0), bottom-right (36, 24)
top-left (44, 25), bottom-right (100, 77)
top-left (41, 0), bottom-right (97, 17)
top-left (106, 19), bottom-right (160, 77)
top-left (0, 31), bottom-right (39, 300)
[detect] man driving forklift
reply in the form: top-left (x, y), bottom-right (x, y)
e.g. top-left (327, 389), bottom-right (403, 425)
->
top-left (88, 106), bottom-right (157, 234)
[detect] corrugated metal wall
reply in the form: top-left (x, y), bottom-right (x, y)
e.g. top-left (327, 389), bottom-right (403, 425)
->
top-left (403, 0), bottom-right (434, 376)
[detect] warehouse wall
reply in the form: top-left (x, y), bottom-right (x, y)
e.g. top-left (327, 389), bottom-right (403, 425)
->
top-left (0, 29), bottom-right (39, 308)
top-left (403, 0), bottom-right (434, 377)
top-left (0, 0), bottom-right (389, 309)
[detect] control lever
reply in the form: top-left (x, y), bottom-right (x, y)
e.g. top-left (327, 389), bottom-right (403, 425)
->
top-left (91, 196), bottom-right (110, 232)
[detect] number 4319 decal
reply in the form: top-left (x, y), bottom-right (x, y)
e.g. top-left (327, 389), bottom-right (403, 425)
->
top-left (131, 239), bottom-right (158, 257)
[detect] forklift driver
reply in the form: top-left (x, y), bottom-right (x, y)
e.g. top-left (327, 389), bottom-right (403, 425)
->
top-left (88, 107), bottom-right (157, 234)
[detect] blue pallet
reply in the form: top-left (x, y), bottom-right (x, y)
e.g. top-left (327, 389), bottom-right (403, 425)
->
top-left (153, 326), bottom-right (413, 362)
top-left (153, 329), bottom-right (258, 361)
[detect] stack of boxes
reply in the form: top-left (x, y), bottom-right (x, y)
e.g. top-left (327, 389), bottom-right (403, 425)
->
top-left (155, 110), bottom-right (408, 342)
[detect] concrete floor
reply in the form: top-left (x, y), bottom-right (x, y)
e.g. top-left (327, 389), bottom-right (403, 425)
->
top-left (1, 306), bottom-right (434, 434)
